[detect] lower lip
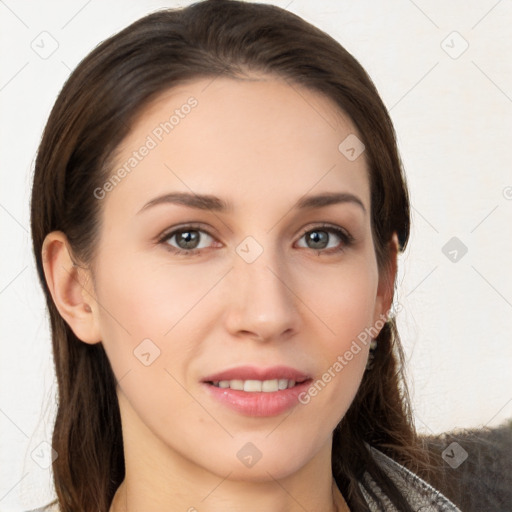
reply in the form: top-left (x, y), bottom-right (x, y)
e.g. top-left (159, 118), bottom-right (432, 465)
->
top-left (202, 380), bottom-right (312, 417)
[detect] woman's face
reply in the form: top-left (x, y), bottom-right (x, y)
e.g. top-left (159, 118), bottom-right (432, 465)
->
top-left (87, 75), bottom-right (393, 481)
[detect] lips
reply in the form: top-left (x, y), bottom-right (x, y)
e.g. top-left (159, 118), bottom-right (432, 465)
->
top-left (201, 365), bottom-right (313, 416)
top-left (201, 364), bottom-right (310, 384)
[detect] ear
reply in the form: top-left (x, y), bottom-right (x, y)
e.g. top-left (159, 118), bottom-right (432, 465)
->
top-left (41, 231), bottom-right (102, 344)
top-left (373, 232), bottom-right (399, 326)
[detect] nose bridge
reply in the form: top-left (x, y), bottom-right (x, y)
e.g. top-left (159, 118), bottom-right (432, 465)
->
top-left (224, 235), bottom-right (298, 340)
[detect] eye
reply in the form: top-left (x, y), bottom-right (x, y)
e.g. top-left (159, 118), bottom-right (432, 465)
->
top-left (157, 222), bottom-right (354, 257)
top-left (296, 224), bottom-right (354, 254)
top-left (158, 224), bottom-right (219, 256)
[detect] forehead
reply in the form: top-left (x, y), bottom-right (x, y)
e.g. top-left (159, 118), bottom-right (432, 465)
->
top-left (104, 75), bottom-right (370, 217)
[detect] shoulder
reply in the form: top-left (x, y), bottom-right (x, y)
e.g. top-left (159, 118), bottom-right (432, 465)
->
top-left (24, 499), bottom-right (60, 512)
top-left (362, 446), bottom-right (462, 511)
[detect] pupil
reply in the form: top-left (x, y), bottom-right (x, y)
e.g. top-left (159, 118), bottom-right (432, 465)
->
top-left (308, 230), bottom-right (327, 249)
top-left (177, 230), bottom-right (199, 249)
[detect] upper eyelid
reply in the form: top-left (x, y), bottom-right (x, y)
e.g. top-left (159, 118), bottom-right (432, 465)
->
top-left (157, 222), bottom-right (214, 242)
top-left (299, 223), bottom-right (351, 236)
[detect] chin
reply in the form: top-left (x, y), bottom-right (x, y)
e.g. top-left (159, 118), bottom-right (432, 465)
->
top-left (196, 438), bottom-right (317, 483)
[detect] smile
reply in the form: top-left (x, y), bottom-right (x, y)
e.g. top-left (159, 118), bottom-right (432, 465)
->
top-left (209, 378), bottom-right (303, 392)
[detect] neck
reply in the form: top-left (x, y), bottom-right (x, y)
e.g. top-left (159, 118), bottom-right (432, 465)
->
top-left (110, 477), bottom-right (349, 512)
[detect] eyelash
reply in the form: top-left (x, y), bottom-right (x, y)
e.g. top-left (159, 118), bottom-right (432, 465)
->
top-left (157, 223), bottom-right (354, 257)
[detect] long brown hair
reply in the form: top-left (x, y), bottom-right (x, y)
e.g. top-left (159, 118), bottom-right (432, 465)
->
top-left (31, 1), bottom-right (429, 510)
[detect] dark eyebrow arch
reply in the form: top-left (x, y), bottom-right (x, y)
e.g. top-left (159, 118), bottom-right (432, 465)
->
top-left (137, 191), bottom-right (366, 215)
top-left (137, 192), bottom-right (230, 214)
top-left (296, 192), bottom-right (366, 214)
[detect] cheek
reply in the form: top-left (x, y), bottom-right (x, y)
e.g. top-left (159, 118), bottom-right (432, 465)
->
top-left (92, 252), bottom-right (228, 392)
top-left (91, 256), bottom-right (210, 439)
top-left (94, 251), bottom-right (210, 338)
top-left (297, 262), bottom-right (377, 404)
top-left (303, 261), bottom-right (379, 346)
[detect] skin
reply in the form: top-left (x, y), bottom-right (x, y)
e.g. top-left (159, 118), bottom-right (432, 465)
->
top-left (42, 75), bottom-right (398, 512)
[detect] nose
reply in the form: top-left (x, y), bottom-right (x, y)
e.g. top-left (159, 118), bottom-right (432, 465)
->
top-left (222, 242), bottom-right (300, 343)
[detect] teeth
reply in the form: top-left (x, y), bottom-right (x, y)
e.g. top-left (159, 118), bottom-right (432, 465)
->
top-left (229, 380), bottom-right (244, 391)
top-left (244, 380), bottom-right (262, 392)
top-left (261, 379), bottom-right (278, 392)
top-left (212, 379), bottom-right (298, 392)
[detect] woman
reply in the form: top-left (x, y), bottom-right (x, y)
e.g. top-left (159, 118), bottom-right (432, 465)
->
top-left (29, 0), bottom-right (461, 510)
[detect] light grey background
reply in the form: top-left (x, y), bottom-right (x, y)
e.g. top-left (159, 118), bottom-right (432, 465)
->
top-left (1, 0), bottom-right (511, 510)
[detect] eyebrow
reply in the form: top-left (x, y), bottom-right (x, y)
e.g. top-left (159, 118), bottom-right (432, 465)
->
top-left (137, 191), bottom-right (366, 215)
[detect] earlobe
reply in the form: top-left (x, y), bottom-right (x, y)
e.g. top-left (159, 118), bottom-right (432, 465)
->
top-left (41, 231), bottom-right (102, 344)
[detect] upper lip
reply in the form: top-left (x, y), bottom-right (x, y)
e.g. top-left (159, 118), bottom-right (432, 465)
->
top-left (202, 365), bottom-right (311, 383)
